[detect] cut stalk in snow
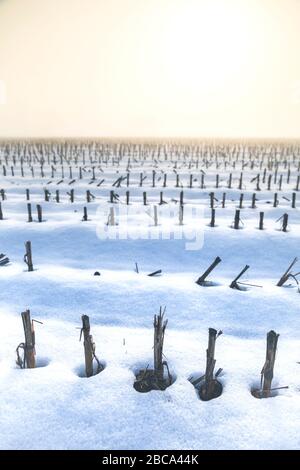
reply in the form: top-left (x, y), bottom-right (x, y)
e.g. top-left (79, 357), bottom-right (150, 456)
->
top-left (153, 307), bottom-right (168, 383)
top-left (277, 257), bottom-right (298, 287)
top-left (230, 265), bottom-right (250, 290)
top-left (196, 257), bottom-right (221, 286)
top-left (80, 315), bottom-right (102, 378)
top-left (16, 310), bottom-right (36, 369)
top-left (199, 328), bottom-right (223, 401)
top-left (24, 241), bottom-right (33, 272)
top-left (252, 330), bottom-right (283, 399)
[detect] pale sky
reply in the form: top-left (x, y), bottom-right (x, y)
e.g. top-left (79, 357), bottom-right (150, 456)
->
top-left (0, 0), bottom-right (300, 139)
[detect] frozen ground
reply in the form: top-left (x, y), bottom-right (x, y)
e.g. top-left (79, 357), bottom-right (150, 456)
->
top-left (0, 154), bottom-right (300, 449)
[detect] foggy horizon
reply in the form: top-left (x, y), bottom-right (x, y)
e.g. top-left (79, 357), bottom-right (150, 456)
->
top-left (1, 0), bottom-right (300, 139)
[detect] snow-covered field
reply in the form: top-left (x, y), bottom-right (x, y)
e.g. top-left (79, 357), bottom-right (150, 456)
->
top-left (0, 142), bottom-right (300, 450)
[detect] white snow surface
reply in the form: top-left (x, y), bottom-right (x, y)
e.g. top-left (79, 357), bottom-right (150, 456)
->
top-left (0, 161), bottom-right (300, 450)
